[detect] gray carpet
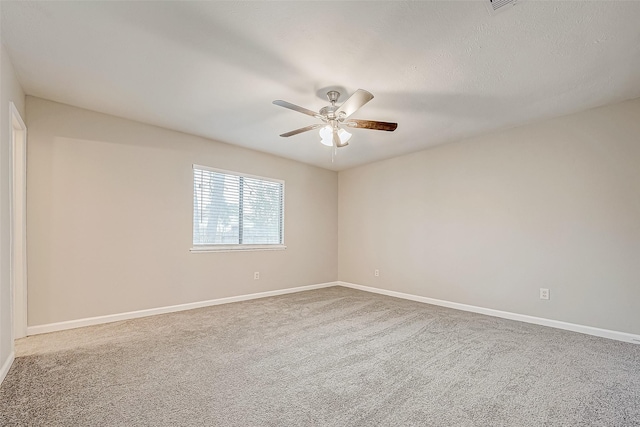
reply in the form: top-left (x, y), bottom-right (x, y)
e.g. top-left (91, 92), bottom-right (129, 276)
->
top-left (1, 286), bottom-right (639, 426)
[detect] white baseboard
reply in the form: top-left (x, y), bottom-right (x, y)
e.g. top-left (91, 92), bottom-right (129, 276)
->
top-left (338, 281), bottom-right (640, 345)
top-left (0, 352), bottom-right (15, 386)
top-left (27, 281), bottom-right (338, 336)
top-left (26, 280), bottom-right (640, 345)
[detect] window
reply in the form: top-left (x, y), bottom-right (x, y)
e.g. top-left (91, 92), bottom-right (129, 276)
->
top-left (192, 165), bottom-right (285, 251)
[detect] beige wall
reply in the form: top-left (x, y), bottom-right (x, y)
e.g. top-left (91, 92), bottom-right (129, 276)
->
top-left (26, 97), bottom-right (337, 326)
top-left (20, 94), bottom-right (640, 336)
top-left (1, 44), bottom-right (26, 365)
top-left (339, 98), bottom-right (640, 335)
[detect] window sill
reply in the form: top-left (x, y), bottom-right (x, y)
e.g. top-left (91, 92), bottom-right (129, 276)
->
top-left (190, 244), bottom-right (287, 253)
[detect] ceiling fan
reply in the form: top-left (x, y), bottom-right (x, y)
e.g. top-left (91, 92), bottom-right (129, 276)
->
top-left (273, 89), bottom-right (397, 148)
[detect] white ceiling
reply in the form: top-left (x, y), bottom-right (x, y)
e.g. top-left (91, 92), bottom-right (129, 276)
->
top-left (2, 1), bottom-right (640, 171)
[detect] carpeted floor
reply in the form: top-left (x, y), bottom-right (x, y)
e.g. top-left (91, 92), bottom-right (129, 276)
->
top-left (1, 286), bottom-right (639, 426)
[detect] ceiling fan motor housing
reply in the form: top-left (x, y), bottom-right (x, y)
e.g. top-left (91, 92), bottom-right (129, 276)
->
top-left (319, 105), bottom-right (339, 120)
top-left (320, 91), bottom-right (343, 121)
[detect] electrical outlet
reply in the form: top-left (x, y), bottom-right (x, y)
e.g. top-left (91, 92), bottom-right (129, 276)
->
top-left (254, 272), bottom-right (260, 280)
top-left (374, 269), bottom-right (379, 277)
top-left (540, 288), bottom-right (549, 300)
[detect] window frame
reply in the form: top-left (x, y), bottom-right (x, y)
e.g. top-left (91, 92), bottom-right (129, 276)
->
top-left (190, 164), bottom-right (286, 253)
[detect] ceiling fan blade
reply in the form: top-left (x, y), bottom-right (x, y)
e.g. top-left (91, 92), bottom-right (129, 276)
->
top-left (343, 119), bottom-right (398, 132)
top-left (335, 89), bottom-right (374, 119)
top-left (273, 100), bottom-right (323, 119)
top-left (279, 124), bottom-right (324, 137)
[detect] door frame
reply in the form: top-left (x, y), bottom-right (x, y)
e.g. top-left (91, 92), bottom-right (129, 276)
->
top-left (9, 101), bottom-right (27, 339)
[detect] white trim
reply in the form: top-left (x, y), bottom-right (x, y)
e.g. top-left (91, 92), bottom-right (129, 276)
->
top-left (26, 280), bottom-right (638, 344)
top-left (9, 101), bottom-right (26, 129)
top-left (26, 282), bottom-right (338, 336)
top-left (338, 282), bottom-right (640, 345)
top-left (191, 244), bottom-right (287, 253)
top-left (0, 352), bottom-right (15, 386)
top-left (9, 102), bottom-right (28, 340)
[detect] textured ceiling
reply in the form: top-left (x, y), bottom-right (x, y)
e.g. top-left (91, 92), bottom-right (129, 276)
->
top-left (2, 1), bottom-right (640, 171)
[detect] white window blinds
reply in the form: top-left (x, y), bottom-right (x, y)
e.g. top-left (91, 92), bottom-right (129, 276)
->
top-left (193, 165), bottom-right (284, 247)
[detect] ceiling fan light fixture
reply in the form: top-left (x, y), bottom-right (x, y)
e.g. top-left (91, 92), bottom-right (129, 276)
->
top-left (319, 125), bottom-right (351, 147)
top-left (273, 88), bottom-right (396, 151)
